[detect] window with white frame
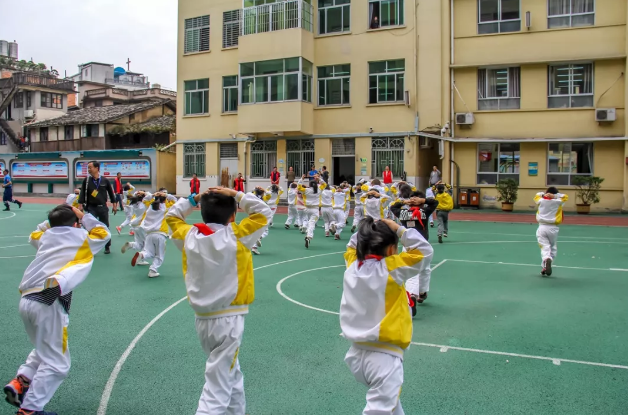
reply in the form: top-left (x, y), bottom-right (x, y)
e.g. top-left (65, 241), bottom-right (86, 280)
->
top-left (477, 143), bottom-right (520, 185)
top-left (240, 57), bottom-right (312, 104)
top-left (368, 0), bottom-right (404, 29)
top-left (184, 143), bottom-right (206, 177)
top-left (223, 76), bottom-right (238, 113)
top-left (184, 79), bottom-right (209, 115)
top-left (184, 15), bottom-right (210, 54)
top-left (250, 140), bottom-right (277, 178)
top-left (319, 0), bottom-right (350, 35)
top-left (369, 59), bottom-right (404, 104)
top-left (547, 142), bottom-right (593, 185)
top-left (287, 139), bottom-right (315, 177)
top-left (223, 10), bottom-right (241, 48)
top-left (548, 0), bottom-right (594, 29)
top-left (478, 67), bottom-right (520, 110)
top-left (548, 63), bottom-right (593, 108)
top-left (318, 64), bottom-right (350, 106)
top-left (478, 0), bottom-right (521, 34)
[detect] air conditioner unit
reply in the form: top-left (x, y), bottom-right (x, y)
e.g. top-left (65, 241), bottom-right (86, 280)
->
top-left (404, 90), bottom-right (410, 107)
top-left (23, 110), bottom-right (34, 118)
top-left (419, 136), bottom-right (433, 149)
top-left (455, 113), bottom-right (475, 125)
top-left (595, 108), bottom-right (616, 122)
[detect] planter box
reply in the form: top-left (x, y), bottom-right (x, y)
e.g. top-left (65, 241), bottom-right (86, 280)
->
top-left (576, 204), bottom-right (591, 214)
top-left (501, 202), bottom-right (514, 212)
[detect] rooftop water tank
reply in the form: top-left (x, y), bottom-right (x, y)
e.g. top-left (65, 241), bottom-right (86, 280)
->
top-left (0, 40), bottom-right (8, 57)
top-left (8, 42), bottom-right (18, 59)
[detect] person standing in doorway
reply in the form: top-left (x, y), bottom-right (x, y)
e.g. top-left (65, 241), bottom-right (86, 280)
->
top-left (270, 167), bottom-right (280, 186)
top-left (114, 172), bottom-right (125, 211)
top-left (382, 166), bottom-right (393, 186)
top-left (429, 165), bottom-right (441, 187)
top-left (2, 169), bottom-right (22, 211)
top-left (286, 166), bottom-right (296, 184)
top-left (78, 161), bottom-right (117, 254)
top-left (321, 166), bottom-right (330, 184)
top-left (234, 173), bottom-right (246, 192)
top-left (308, 165), bottom-right (318, 179)
top-left (190, 173), bottom-right (201, 195)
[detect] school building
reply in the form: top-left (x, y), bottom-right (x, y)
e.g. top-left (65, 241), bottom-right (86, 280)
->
top-left (175, 0), bottom-right (628, 212)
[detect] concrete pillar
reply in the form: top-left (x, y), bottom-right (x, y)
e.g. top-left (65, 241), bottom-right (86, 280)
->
top-left (315, 138), bottom-right (331, 174)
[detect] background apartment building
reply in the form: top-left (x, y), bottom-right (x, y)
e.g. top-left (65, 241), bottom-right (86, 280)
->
top-left (176, 0), bottom-right (449, 194)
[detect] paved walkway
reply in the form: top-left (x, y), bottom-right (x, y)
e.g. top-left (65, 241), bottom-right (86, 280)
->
top-left (14, 196), bottom-right (628, 227)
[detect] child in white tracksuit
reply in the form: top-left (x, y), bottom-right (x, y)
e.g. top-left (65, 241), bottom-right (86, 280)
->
top-left (298, 177), bottom-right (321, 248)
top-left (297, 192), bottom-right (307, 233)
top-left (264, 185), bottom-right (283, 227)
top-left (330, 186), bottom-right (350, 240)
top-left (285, 183), bottom-right (300, 229)
top-left (116, 184), bottom-right (136, 235)
top-left (351, 182), bottom-right (366, 232)
top-left (320, 183), bottom-right (334, 237)
top-left (3, 205), bottom-right (110, 414)
top-left (534, 187), bottom-right (568, 276)
top-left (166, 187), bottom-right (272, 415)
top-left (426, 186), bottom-right (435, 227)
top-left (340, 217), bottom-right (433, 415)
top-left (361, 188), bottom-right (390, 221)
top-left (121, 192), bottom-right (152, 266)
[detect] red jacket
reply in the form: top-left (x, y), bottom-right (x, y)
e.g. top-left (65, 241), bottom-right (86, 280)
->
top-left (383, 170), bottom-right (393, 184)
top-left (234, 177), bottom-right (245, 192)
top-left (114, 178), bottom-right (123, 194)
top-left (270, 171), bottom-right (280, 184)
top-left (190, 178), bottom-right (200, 194)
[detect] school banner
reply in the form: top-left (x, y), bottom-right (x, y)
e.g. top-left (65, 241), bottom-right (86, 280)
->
top-left (0, 161), bottom-right (5, 177)
top-left (11, 161), bottom-right (69, 178)
top-left (75, 159), bottom-right (151, 179)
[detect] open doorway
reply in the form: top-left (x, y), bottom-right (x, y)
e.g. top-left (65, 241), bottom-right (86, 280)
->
top-left (333, 156), bottom-right (354, 185)
top-left (418, 137), bottom-right (443, 190)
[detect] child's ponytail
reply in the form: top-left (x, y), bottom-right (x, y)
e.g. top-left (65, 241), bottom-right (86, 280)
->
top-left (356, 217), bottom-right (399, 261)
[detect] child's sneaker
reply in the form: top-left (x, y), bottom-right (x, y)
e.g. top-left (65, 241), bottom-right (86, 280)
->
top-left (137, 259), bottom-right (149, 266)
top-left (330, 223), bottom-right (337, 234)
top-left (284, 224), bottom-right (290, 229)
top-left (430, 222), bottom-right (434, 228)
top-left (305, 237), bottom-right (310, 249)
top-left (116, 226), bottom-right (121, 235)
top-left (293, 224), bottom-right (299, 228)
top-left (257, 238), bottom-right (262, 247)
top-left (417, 292), bottom-right (428, 304)
top-left (4, 376), bottom-right (29, 408)
top-left (543, 258), bottom-right (552, 276)
top-left (131, 252), bottom-right (143, 267)
top-left (351, 225), bottom-right (356, 233)
top-left (121, 242), bottom-right (131, 254)
top-left (17, 202), bottom-right (22, 209)
top-left (16, 410), bottom-right (58, 415)
top-left (438, 235), bottom-right (443, 244)
top-left (252, 246), bottom-right (260, 255)
top-left (443, 233), bottom-right (448, 238)
top-left (325, 231), bottom-right (330, 237)
top-left (129, 230), bottom-right (135, 236)
top-left (408, 293), bottom-right (417, 317)
top-left (147, 270), bottom-right (160, 278)
top-left (334, 234), bottom-right (340, 240)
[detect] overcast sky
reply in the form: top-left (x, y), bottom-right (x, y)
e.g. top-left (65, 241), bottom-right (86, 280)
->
top-left (1, 0), bottom-right (177, 88)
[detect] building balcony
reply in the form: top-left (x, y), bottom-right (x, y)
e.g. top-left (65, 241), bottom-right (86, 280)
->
top-left (241, 0), bottom-right (313, 37)
top-left (30, 137), bottom-right (105, 152)
top-left (104, 78), bottom-right (150, 89)
top-left (238, 101), bottom-right (313, 135)
top-left (0, 72), bottom-right (75, 93)
top-left (84, 87), bottom-right (176, 102)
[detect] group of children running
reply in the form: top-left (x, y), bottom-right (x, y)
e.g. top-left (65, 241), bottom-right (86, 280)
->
top-left (3, 175), bottom-right (568, 415)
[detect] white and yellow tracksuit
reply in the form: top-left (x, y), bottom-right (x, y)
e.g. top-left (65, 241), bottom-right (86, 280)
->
top-left (120, 185), bottom-right (136, 229)
top-left (166, 192), bottom-right (271, 415)
top-left (298, 182), bottom-right (321, 239)
top-left (263, 186), bottom-right (283, 227)
top-left (361, 188), bottom-right (390, 220)
top-left (534, 192), bottom-right (568, 266)
top-left (65, 193), bottom-right (80, 208)
top-left (340, 227), bottom-right (433, 415)
top-left (16, 214), bottom-right (110, 412)
top-left (297, 192), bottom-right (307, 232)
top-left (331, 188), bottom-right (350, 236)
top-left (320, 185), bottom-right (334, 234)
top-left (344, 189), bottom-right (351, 221)
top-left (285, 187), bottom-right (300, 227)
top-left (352, 184), bottom-right (366, 229)
top-left (127, 193), bottom-right (153, 252)
top-left (140, 195), bottom-right (177, 273)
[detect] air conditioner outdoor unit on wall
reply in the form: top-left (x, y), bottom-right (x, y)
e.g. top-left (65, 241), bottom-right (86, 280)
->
top-left (455, 113), bottom-right (474, 125)
top-left (419, 136), bottom-right (433, 148)
top-left (24, 110), bottom-right (34, 118)
top-left (595, 108), bottom-right (616, 122)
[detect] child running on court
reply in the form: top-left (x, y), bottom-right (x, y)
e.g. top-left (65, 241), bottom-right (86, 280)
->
top-left (4, 205), bottom-right (110, 415)
top-left (64, 189), bottom-right (80, 209)
top-left (330, 185), bottom-right (350, 240)
top-left (165, 186), bottom-right (272, 415)
top-left (389, 184), bottom-right (439, 315)
top-left (361, 186), bottom-right (390, 221)
top-left (426, 185), bottom-right (436, 227)
top-left (319, 182), bottom-right (334, 237)
top-left (297, 175), bottom-right (320, 248)
top-left (285, 182), bottom-right (300, 229)
top-left (121, 192), bottom-right (151, 266)
top-left (116, 183), bottom-right (136, 235)
top-left (433, 183), bottom-right (453, 243)
top-left (534, 187), bottom-right (568, 276)
top-left (340, 217), bottom-right (433, 415)
top-left (351, 180), bottom-right (366, 232)
top-left (264, 184), bottom-right (283, 227)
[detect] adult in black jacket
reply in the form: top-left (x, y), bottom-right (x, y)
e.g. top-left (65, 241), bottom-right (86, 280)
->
top-left (78, 161), bottom-right (117, 254)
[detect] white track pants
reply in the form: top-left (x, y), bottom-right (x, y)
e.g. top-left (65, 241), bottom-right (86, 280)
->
top-left (345, 346), bottom-right (404, 415)
top-left (18, 299), bottom-right (70, 412)
top-left (285, 206), bottom-right (298, 226)
top-left (345, 203), bottom-right (351, 222)
top-left (129, 227), bottom-right (146, 251)
top-left (196, 315), bottom-right (245, 415)
top-left (321, 207), bottom-right (334, 232)
top-left (305, 207), bottom-right (319, 239)
top-left (331, 209), bottom-right (347, 236)
top-left (141, 233), bottom-right (167, 273)
top-left (353, 205), bottom-right (364, 229)
top-left (406, 253), bottom-right (432, 295)
top-left (262, 208), bottom-right (277, 239)
top-left (536, 224), bottom-right (559, 266)
top-left (120, 208), bottom-right (134, 229)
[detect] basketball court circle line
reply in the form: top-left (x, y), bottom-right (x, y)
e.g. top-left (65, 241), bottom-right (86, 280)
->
top-left (275, 259), bottom-right (628, 371)
top-left (97, 251), bottom-right (345, 415)
top-left (0, 244), bottom-right (31, 249)
top-left (0, 255), bottom-right (35, 259)
top-left (0, 212), bottom-right (16, 220)
top-left (453, 231), bottom-right (628, 241)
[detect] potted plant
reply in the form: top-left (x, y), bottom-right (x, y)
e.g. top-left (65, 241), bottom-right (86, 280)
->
top-left (495, 178), bottom-right (518, 212)
top-left (572, 176), bottom-right (604, 214)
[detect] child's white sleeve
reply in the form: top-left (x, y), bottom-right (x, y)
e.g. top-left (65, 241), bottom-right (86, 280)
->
top-left (83, 213), bottom-right (112, 254)
top-left (166, 197), bottom-right (195, 251)
top-left (29, 220), bottom-right (51, 249)
top-left (534, 192), bottom-right (544, 204)
top-left (385, 227), bottom-right (433, 284)
top-left (232, 192), bottom-right (272, 249)
top-left (344, 233), bottom-right (358, 268)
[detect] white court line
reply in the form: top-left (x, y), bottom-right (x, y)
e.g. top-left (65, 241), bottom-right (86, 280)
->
top-left (97, 251), bottom-right (345, 415)
top-left (0, 212), bottom-right (16, 220)
top-left (276, 260), bottom-right (628, 371)
top-left (0, 244), bottom-right (30, 249)
top-left (453, 231), bottom-right (628, 241)
top-left (444, 240), bottom-right (628, 245)
top-left (0, 255), bottom-right (34, 259)
top-left (0, 236), bottom-right (28, 239)
top-left (445, 259), bottom-right (628, 273)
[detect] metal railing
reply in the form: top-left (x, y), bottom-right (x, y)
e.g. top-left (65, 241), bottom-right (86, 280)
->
top-left (12, 73), bottom-right (75, 92)
top-left (86, 88), bottom-right (107, 96)
top-left (241, 0), bottom-right (313, 36)
top-left (105, 78), bottom-right (150, 88)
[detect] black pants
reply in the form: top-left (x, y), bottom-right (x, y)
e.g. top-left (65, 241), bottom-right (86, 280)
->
top-left (115, 194), bottom-right (124, 211)
top-left (87, 205), bottom-right (111, 249)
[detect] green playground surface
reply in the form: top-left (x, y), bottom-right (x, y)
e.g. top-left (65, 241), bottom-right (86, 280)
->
top-left (1, 205), bottom-right (628, 414)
